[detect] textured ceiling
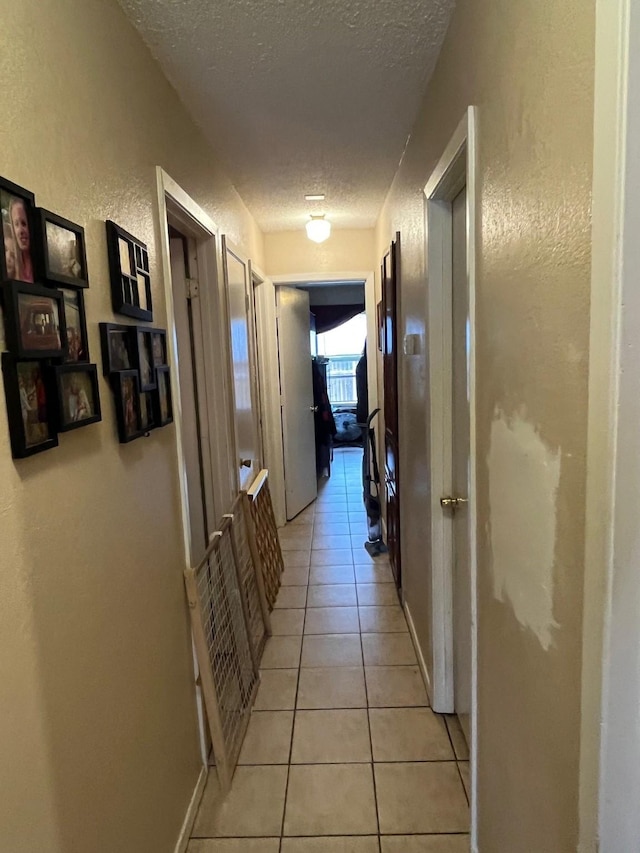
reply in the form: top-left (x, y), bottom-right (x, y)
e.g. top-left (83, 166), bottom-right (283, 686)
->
top-left (119, 0), bottom-right (455, 231)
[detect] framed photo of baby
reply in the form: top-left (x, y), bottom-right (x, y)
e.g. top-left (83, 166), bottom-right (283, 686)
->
top-left (54, 364), bottom-right (101, 432)
top-left (0, 176), bottom-right (35, 284)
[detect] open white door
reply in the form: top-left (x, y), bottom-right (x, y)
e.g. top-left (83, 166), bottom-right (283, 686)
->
top-left (277, 286), bottom-right (317, 520)
top-left (222, 237), bottom-right (261, 489)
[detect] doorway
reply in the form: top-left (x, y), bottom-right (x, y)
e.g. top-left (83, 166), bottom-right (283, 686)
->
top-left (269, 273), bottom-right (378, 523)
top-left (423, 107), bottom-right (478, 841)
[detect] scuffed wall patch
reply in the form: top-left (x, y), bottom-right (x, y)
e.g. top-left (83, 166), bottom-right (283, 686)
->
top-left (488, 408), bottom-right (560, 650)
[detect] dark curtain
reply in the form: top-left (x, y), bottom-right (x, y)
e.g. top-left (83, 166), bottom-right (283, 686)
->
top-left (312, 304), bottom-right (365, 335)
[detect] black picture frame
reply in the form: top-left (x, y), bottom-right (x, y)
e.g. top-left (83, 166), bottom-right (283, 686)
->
top-left (99, 322), bottom-right (135, 376)
top-left (111, 369), bottom-right (144, 443)
top-left (0, 176), bottom-right (36, 285)
top-left (36, 209), bottom-right (89, 288)
top-left (1, 353), bottom-right (58, 458)
top-left (134, 326), bottom-right (156, 391)
top-left (60, 286), bottom-right (89, 363)
top-left (150, 327), bottom-right (168, 367)
top-left (105, 220), bottom-right (152, 322)
top-left (153, 365), bottom-right (173, 427)
top-left (2, 281), bottom-right (67, 359)
top-left (54, 363), bottom-right (101, 432)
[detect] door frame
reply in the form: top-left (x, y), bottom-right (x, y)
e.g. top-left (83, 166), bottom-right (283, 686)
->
top-left (580, 1), bottom-right (640, 849)
top-left (270, 270), bottom-right (378, 433)
top-left (423, 107), bottom-right (478, 845)
top-left (154, 168), bottom-right (237, 847)
top-left (249, 263), bottom-right (287, 526)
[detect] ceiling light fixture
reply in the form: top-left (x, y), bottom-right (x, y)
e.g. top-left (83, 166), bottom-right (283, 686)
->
top-left (306, 214), bottom-right (331, 243)
top-left (305, 194), bottom-right (325, 201)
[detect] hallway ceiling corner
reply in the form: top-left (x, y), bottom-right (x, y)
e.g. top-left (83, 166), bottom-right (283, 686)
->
top-left (118, 0), bottom-right (455, 232)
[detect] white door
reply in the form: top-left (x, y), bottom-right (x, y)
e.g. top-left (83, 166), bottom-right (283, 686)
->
top-left (222, 238), bottom-right (261, 488)
top-left (170, 236), bottom-right (217, 565)
top-left (277, 287), bottom-right (317, 519)
top-left (452, 186), bottom-right (472, 742)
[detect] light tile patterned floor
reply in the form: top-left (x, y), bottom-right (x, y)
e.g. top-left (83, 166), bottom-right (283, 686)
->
top-left (189, 447), bottom-right (470, 851)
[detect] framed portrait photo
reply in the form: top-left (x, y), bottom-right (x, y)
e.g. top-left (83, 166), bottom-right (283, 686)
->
top-left (0, 176), bottom-right (36, 285)
top-left (54, 363), bottom-right (101, 432)
top-left (1, 354), bottom-right (58, 458)
top-left (37, 209), bottom-right (88, 288)
top-left (150, 327), bottom-right (167, 367)
top-left (61, 287), bottom-right (89, 363)
top-left (139, 390), bottom-right (157, 433)
top-left (112, 369), bottom-right (144, 443)
top-left (153, 365), bottom-right (173, 427)
top-left (99, 322), bottom-right (134, 376)
top-left (105, 220), bottom-right (152, 322)
top-left (134, 327), bottom-right (156, 391)
top-left (2, 281), bottom-right (66, 358)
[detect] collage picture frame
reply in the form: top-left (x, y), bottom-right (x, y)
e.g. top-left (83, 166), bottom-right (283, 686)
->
top-left (105, 220), bottom-right (153, 322)
top-left (99, 322), bottom-right (172, 442)
top-left (1, 174), bottom-right (101, 459)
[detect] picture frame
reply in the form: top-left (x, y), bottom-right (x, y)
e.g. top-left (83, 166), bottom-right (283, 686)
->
top-left (111, 370), bottom-right (144, 443)
top-left (139, 390), bottom-right (157, 433)
top-left (54, 363), bottom-right (101, 432)
top-left (61, 286), bottom-right (89, 363)
top-left (0, 176), bottom-right (36, 285)
top-left (105, 220), bottom-right (152, 322)
top-left (153, 365), bottom-right (173, 427)
top-left (2, 281), bottom-right (66, 359)
top-left (134, 326), bottom-right (156, 391)
top-left (150, 327), bottom-right (167, 367)
top-left (1, 353), bottom-right (58, 457)
top-left (99, 322), bottom-right (134, 375)
top-left (36, 209), bottom-right (89, 288)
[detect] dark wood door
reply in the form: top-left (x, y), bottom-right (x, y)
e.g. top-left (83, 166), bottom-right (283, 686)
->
top-left (382, 232), bottom-right (401, 590)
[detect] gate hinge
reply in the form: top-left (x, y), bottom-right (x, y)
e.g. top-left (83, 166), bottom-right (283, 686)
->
top-left (186, 278), bottom-right (199, 299)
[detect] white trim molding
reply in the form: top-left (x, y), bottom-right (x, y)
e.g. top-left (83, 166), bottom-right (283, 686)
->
top-left (423, 106), bottom-right (479, 848)
top-left (173, 765), bottom-right (208, 853)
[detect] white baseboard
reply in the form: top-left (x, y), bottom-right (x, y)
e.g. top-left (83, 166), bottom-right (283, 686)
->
top-left (404, 601), bottom-right (433, 705)
top-left (174, 764), bottom-right (208, 853)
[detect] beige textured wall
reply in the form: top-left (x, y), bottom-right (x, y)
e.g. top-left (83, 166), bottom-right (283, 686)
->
top-left (264, 228), bottom-right (375, 276)
top-left (0, 1), bottom-right (263, 851)
top-left (375, 0), bottom-right (595, 849)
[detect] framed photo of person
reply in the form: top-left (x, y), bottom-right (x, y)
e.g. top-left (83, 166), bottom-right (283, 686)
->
top-left (0, 176), bottom-right (36, 285)
top-left (153, 365), bottom-right (173, 427)
top-left (54, 363), bottom-right (101, 432)
top-left (99, 322), bottom-right (134, 375)
top-left (111, 369), bottom-right (144, 443)
top-left (139, 390), bottom-right (156, 433)
top-left (105, 220), bottom-right (152, 322)
top-left (150, 327), bottom-right (167, 367)
top-left (1, 353), bottom-right (58, 458)
top-left (61, 287), bottom-right (89, 363)
top-left (2, 281), bottom-right (66, 359)
top-left (36, 209), bottom-right (88, 288)
top-left (134, 327), bottom-right (156, 391)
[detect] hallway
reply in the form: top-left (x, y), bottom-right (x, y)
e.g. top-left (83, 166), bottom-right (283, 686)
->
top-left (188, 447), bottom-right (470, 851)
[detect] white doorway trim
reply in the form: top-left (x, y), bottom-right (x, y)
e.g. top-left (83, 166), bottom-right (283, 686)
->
top-left (423, 106), bottom-right (478, 850)
top-left (154, 168), bottom-right (237, 849)
top-left (580, 1), bottom-right (640, 850)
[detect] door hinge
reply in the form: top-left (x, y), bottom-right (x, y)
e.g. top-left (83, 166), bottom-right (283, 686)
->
top-left (186, 278), bottom-right (199, 299)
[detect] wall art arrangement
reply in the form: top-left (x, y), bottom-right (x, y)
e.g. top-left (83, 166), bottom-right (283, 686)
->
top-left (106, 220), bottom-right (153, 322)
top-left (99, 323), bottom-right (172, 443)
top-left (0, 175), bottom-right (101, 458)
